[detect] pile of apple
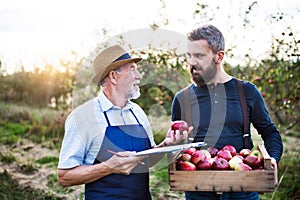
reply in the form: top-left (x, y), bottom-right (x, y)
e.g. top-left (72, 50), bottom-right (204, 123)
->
top-left (176, 145), bottom-right (264, 171)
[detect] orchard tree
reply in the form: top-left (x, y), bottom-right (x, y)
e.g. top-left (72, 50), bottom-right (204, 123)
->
top-left (253, 28), bottom-right (300, 130)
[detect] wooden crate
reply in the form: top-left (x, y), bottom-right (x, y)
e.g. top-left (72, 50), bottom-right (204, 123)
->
top-left (169, 144), bottom-right (275, 193)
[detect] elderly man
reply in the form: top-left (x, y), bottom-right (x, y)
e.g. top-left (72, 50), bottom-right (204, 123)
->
top-left (57, 44), bottom-right (187, 200)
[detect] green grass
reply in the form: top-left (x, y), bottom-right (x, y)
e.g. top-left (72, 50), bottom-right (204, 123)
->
top-left (0, 101), bottom-right (66, 149)
top-left (0, 121), bottom-right (30, 144)
top-left (36, 156), bottom-right (59, 165)
top-left (258, 125), bottom-right (300, 200)
top-left (0, 152), bottom-right (16, 164)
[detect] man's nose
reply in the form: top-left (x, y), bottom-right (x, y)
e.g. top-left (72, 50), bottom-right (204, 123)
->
top-left (136, 70), bottom-right (142, 79)
top-left (189, 56), bottom-right (197, 66)
top-left (188, 56), bottom-right (197, 66)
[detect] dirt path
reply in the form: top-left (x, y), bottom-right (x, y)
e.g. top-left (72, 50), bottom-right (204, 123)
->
top-left (0, 139), bottom-right (83, 200)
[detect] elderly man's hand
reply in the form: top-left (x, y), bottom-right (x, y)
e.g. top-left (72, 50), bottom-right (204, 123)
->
top-left (103, 151), bottom-right (146, 175)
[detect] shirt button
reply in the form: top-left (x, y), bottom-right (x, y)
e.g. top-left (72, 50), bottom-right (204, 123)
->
top-left (215, 100), bottom-right (218, 103)
top-left (215, 93), bottom-right (217, 96)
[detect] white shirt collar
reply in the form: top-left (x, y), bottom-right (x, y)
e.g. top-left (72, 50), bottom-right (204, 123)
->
top-left (97, 90), bottom-right (134, 112)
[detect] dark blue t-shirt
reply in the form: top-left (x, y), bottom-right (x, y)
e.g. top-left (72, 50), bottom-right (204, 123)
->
top-left (171, 78), bottom-right (283, 162)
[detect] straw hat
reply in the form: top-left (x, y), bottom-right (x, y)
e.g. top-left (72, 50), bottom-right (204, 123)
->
top-left (92, 44), bottom-right (142, 84)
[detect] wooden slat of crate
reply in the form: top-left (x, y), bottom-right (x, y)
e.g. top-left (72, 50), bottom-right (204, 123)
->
top-left (169, 144), bottom-right (275, 193)
top-left (169, 169), bottom-right (274, 192)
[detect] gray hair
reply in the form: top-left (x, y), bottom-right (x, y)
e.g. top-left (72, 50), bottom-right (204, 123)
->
top-left (99, 65), bottom-right (123, 87)
top-left (187, 25), bottom-right (225, 54)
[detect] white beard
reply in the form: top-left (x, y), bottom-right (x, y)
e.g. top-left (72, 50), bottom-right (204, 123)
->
top-left (129, 90), bottom-right (141, 100)
top-left (127, 84), bottom-right (140, 100)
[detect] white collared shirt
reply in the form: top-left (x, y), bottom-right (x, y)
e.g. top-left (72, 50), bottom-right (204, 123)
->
top-left (58, 91), bottom-right (155, 169)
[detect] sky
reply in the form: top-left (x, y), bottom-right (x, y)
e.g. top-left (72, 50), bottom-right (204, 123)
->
top-left (0, 0), bottom-right (299, 73)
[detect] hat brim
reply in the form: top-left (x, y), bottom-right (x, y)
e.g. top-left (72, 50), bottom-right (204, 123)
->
top-left (92, 57), bottom-right (142, 84)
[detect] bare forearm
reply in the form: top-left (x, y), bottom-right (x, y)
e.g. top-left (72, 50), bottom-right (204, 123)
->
top-left (58, 153), bottom-right (144, 187)
top-left (58, 163), bottom-right (113, 187)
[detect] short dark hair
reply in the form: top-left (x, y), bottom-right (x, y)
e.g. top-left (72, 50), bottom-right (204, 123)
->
top-left (187, 24), bottom-right (225, 54)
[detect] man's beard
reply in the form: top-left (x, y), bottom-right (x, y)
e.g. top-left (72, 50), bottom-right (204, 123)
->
top-left (127, 84), bottom-right (141, 100)
top-left (191, 60), bottom-right (217, 86)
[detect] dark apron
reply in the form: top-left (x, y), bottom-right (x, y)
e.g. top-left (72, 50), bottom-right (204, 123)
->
top-left (85, 109), bottom-right (152, 200)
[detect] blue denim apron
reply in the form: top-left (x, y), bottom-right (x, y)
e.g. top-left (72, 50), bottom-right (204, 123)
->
top-left (85, 109), bottom-right (152, 200)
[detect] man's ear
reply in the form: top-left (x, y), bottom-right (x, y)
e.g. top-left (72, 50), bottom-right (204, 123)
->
top-left (108, 71), bottom-right (118, 85)
top-left (215, 51), bottom-right (225, 64)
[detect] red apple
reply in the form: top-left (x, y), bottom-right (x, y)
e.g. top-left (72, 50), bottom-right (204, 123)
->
top-left (222, 145), bottom-right (237, 157)
top-left (197, 159), bottom-right (212, 170)
top-left (180, 153), bottom-right (192, 162)
top-left (244, 153), bottom-right (261, 169)
top-left (207, 147), bottom-right (219, 158)
top-left (217, 149), bottom-right (232, 161)
top-left (176, 159), bottom-right (184, 170)
top-left (171, 120), bottom-right (189, 132)
top-left (235, 163), bottom-right (252, 171)
top-left (251, 150), bottom-right (263, 160)
top-left (180, 161), bottom-right (196, 171)
top-left (184, 147), bottom-right (197, 155)
top-left (212, 157), bottom-right (229, 170)
top-left (254, 76), bottom-right (261, 82)
top-left (191, 149), bottom-right (211, 164)
top-left (228, 155), bottom-right (244, 170)
top-left (198, 149), bottom-right (211, 159)
top-left (191, 150), bottom-right (205, 164)
top-left (239, 149), bottom-right (251, 157)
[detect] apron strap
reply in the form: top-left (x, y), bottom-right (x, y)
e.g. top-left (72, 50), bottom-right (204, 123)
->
top-left (103, 111), bottom-right (111, 126)
top-left (130, 109), bottom-right (141, 125)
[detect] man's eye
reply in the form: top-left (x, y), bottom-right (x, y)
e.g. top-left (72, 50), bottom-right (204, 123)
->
top-left (196, 54), bottom-right (204, 58)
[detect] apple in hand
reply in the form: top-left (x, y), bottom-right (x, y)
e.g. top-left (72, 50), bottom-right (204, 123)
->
top-left (217, 149), bottom-right (232, 161)
top-left (239, 149), bottom-right (251, 157)
top-left (222, 145), bottom-right (237, 157)
top-left (197, 159), bottom-right (212, 170)
top-left (212, 157), bottom-right (229, 170)
top-left (228, 155), bottom-right (244, 170)
top-left (235, 163), bottom-right (252, 171)
top-left (171, 120), bottom-right (189, 132)
top-left (180, 161), bottom-right (196, 171)
top-left (207, 147), bottom-right (219, 158)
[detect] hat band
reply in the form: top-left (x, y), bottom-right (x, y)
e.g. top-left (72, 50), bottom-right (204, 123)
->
top-left (113, 53), bottom-right (131, 63)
